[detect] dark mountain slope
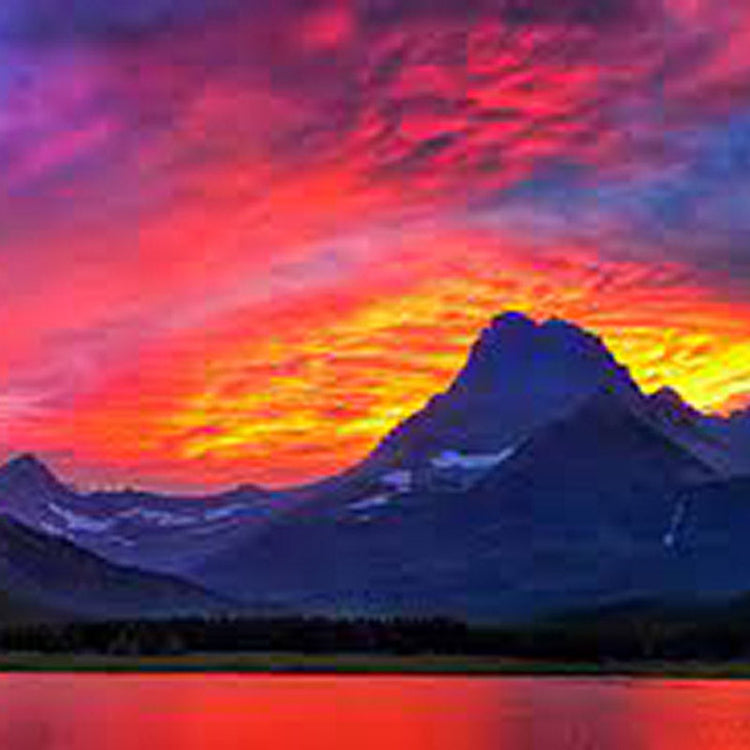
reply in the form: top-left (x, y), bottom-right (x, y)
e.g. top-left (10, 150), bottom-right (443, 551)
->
top-left (366, 312), bottom-right (637, 468)
top-left (662, 476), bottom-right (750, 594)
top-left (2, 312), bottom-right (744, 623)
top-left (195, 387), bottom-right (718, 619)
top-left (292, 313), bottom-right (728, 516)
top-left (0, 515), bottom-right (236, 621)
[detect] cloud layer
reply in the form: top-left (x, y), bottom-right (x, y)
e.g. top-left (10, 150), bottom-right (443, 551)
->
top-left (2, 0), bottom-right (750, 488)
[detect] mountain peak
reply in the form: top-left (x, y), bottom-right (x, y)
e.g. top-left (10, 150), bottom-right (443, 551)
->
top-left (367, 311), bottom-right (643, 467)
top-left (474, 311), bottom-right (617, 355)
top-left (648, 386), bottom-right (703, 425)
top-left (476, 311), bottom-right (539, 352)
top-left (0, 453), bottom-right (65, 490)
top-left (650, 386), bottom-right (689, 407)
top-left (489, 310), bottom-right (538, 329)
top-left (452, 310), bottom-right (634, 398)
top-left (5, 452), bottom-right (45, 468)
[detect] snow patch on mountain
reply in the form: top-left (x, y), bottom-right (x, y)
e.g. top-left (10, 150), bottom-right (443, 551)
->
top-left (663, 499), bottom-right (688, 549)
top-left (40, 520), bottom-right (65, 537)
top-left (381, 470), bottom-right (412, 493)
top-left (430, 446), bottom-right (517, 470)
top-left (110, 536), bottom-right (137, 547)
top-left (203, 504), bottom-right (251, 521)
top-left (116, 508), bottom-right (195, 527)
top-left (48, 503), bottom-right (116, 533)
top-left (349, 495), bottom-right (391, 512)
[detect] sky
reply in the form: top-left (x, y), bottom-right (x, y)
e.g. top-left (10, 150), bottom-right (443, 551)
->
top-left (1, 0), bottom-right (750, 491)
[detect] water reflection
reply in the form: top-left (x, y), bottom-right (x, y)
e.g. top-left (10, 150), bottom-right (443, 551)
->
top-left (625, 680), bottom-right (750, 749)
top-left (2, 675), bottom-right (750, 749)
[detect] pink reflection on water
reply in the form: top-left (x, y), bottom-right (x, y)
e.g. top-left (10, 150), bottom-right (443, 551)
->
top-left (3, 676), bottom-right (750, 749)
top-left (624, 679), bottom-right (750, 749)
top-left (0, 675), bottom-right (513, 750)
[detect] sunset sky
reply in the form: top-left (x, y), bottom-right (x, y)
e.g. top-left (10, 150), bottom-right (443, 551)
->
top-left (2, 0), bottom-right (750, 491)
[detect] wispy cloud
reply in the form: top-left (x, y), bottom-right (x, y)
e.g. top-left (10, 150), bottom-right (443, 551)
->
top-left (2, 0), bottom-right (750, 487)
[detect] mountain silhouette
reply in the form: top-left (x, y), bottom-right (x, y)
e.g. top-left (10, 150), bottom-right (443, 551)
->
top-left (0, 453), bottom-right (274, 578)
top-left (369, 312), bottom-right (638, 467)
top-left (192, 317), bottom-right (742, 618)
top-left (0, 514), bottom-right (236, 620)
top-left (1, 312), bottom-right (748, 622)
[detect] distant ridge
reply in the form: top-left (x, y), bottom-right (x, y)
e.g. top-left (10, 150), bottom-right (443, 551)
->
top-left (0, 453), bottom-right (275, 579)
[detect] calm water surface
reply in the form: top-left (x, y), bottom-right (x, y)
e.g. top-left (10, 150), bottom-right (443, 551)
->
top-left (1, 675), bottom-right (750, 749)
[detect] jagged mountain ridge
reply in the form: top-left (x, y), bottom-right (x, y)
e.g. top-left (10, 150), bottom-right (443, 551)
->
top-left (707, 407), bottom-right (750, 475)
top-left (192, 385), bottom-right (726, 618)
top-left (188, 314), bottom-right (749, 618)
top-left (293, 312), bottom-right (736, 512)
top-left (0, 454), bottom-right (277, 575)
top-left (370, 312), bottom-right (638, 466)
top-left (1, 311), bottom-right (748, 621)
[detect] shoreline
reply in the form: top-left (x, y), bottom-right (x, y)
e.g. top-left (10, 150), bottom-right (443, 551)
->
top-left (2, 653), bottom-right (750, 677)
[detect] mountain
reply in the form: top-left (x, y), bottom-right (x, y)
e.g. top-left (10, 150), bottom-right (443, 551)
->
top-left (369, 312), bottom-right (637, 467)
top-left (707, 407), bottom-right (750, 475)
top-left (187, 314), bottom-right (739, 619)
top-left (0, 454), bottom-right (276, 575)
top-left (638, 389), bottom-right (749, 475)
top-left (0, 454), bottom-right (73, 523)
top-left (0, 514), bottom-right (236, 622)
top-left (3, 311), bottom-right (747, 623)
top-left (647, 386), bottom-right (704, 428)
top-left (0, 453), bottom-right (66, 494)
top-left (192, 373), bottom-right (721, 620)
top-left (190, 313), bottom-right (750, 619)
top-left (297, 312), bottom-right (733, 511)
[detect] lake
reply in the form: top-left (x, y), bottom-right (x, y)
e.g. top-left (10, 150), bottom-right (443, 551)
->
top-left (2, 675), bottom-right (750, 749)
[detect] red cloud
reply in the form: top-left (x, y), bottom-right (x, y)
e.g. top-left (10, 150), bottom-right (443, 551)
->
top-left (8, 228), bottom-right (750, 489)
top-left (3, 1), bottom-right (750, 488)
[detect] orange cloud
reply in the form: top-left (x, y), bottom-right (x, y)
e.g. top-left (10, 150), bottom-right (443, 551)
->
top-left (4, 2), bottom-right (750, 490)
top-left (10, 229), bottom-right (748, 490)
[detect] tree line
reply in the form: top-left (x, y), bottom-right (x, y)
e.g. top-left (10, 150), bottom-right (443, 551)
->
top-left (3, 601), bottom-right (750, 660)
